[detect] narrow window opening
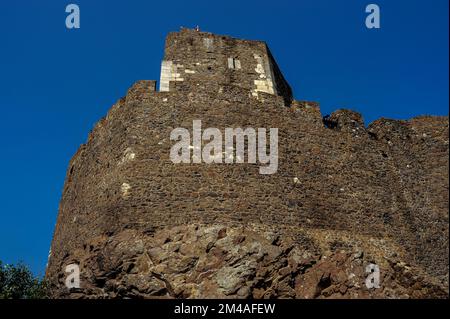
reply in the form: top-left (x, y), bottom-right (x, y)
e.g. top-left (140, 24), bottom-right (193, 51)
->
top-left (227, 57), bottom-right (241, 70)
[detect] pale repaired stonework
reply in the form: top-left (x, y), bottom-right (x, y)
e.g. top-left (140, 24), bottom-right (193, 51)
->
top-left (159, 60), bottom-right (184, 92)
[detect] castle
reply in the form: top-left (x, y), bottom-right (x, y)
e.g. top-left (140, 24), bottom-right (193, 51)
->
top-left (46, 29), bottom-right (449, 298)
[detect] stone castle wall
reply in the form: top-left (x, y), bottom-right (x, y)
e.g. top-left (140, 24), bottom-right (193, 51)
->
top-left (45, 31), bottom-right (449, 298)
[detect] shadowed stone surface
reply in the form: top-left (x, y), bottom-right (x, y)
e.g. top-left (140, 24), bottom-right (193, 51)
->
top-left (46, 30), bottom-right (449, 299)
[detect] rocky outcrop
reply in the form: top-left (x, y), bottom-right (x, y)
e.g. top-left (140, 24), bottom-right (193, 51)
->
top-left (53, 224), bottom-right (447, 299)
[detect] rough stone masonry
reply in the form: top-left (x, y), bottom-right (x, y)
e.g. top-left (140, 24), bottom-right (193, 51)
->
top-left (46, 29), bottom-right (449, 298)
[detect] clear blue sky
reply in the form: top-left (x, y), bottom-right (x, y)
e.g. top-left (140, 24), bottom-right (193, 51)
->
top-left (0, 0), bottom-right (448, 276)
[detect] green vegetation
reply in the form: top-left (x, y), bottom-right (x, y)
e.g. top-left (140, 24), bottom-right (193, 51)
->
top-left (0, 260), bottom-right (48, 299)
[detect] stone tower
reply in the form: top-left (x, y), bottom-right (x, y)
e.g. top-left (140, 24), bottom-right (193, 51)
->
top-left (159, 29), bottom-right (293, 104)
top-left (45, 30), bottom-right (449, 299)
